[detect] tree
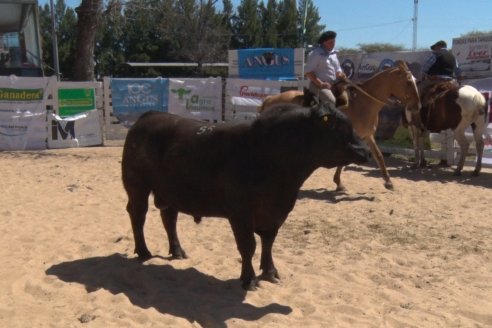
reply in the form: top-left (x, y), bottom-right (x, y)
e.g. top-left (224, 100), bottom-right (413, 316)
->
top-left (233, 0), bottom-right (263, 48)
top-left (39, 0), bottom-right (77, 79)
top-left (94, 0), bottom-right (126, 78)
top-left (73, 0), bottom-right (103, 81)
top-left (276, 0), bottom-right (297, 47)
top-left (460, 31), bottom-right (492, 37)
top-left (358, 43), bottom-right (405, 53)
top-left (298, 0), bottom-right (324, 47)
top-left (260, 0), bottom-right (278, 47)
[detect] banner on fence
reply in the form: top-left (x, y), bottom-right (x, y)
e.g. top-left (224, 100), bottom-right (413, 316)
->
top-left (47, 109), bottom-right (103, 149)
top-left (228, 48), bottom-right (304, 80)
top-left (58, 88), bottom-right (96, 117)
top-left (0, 76), bottom-right (50, 150)
top-left (338, 51), bottom-right (431, 82)
top-left (453, 35), bottom-right (492, 79)
top-left (168, 77), bottom-right (222, 122)
top-left (225, 78), bottom-right (304, 121)
top-left (110, 78), bottom-right (169, 126)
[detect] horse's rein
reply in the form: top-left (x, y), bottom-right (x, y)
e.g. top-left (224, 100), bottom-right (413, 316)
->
top-left (343, 80), bottom-right (389, 106)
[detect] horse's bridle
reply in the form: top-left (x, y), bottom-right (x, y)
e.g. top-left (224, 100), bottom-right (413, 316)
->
top-left (343, 66), bottom-right (417, 108)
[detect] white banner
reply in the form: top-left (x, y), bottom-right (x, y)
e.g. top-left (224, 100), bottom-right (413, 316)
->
top-left (338, 51), bottom-right (431, 82)
top-left (0, 76), bottom-right (51, 150)
top-left (225, 78), bottom-right (305, 121)
top-left (47, 109), bottom-right (103, 149)
top-left (453, 35), bottom-right (492, 79)
top-left (168, 77), bottom-right (222, 122)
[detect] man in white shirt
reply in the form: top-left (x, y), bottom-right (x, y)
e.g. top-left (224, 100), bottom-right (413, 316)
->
top-left (304, 31), bottom-right (346, 107)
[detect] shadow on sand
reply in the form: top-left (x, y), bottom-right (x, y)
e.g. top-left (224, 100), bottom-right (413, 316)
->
top-left (46, 253), bottom-right (292, 328)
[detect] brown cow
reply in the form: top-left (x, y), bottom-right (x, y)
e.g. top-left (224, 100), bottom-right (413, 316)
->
top-left (121, 104), bottom-right (369, 290)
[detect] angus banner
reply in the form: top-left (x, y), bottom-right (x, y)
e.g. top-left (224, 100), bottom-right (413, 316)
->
top-left (228, 48), bottom-right (304, 80)
top-left (110, 78), bottom-right (169, 126)
top-left (0, 76), bottom-right (51, 150)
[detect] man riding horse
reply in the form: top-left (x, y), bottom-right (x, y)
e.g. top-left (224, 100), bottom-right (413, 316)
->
top-left (419, 40), bottom-right (462, 106)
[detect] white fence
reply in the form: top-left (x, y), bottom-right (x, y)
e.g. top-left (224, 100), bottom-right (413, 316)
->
top-left (1, 75), bottom-right (491, 169)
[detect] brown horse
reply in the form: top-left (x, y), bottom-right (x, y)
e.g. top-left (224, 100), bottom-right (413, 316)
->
top-left (260, 61), bottom-right (420, 191)
top-left (258, 87), bottom-right (317, 113)
top-left (332, 61), bottom-right (420, 191)
top-left (405, 82), bottom-right (486, 176)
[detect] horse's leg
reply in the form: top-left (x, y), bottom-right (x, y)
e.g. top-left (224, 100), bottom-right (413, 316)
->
top-left (333, 166), bottom-right (346, 192)
top-left (365, 136), bottom-right (393, 190)
top-left (409, 125), bottom-right (421, 168)
top-left (472, 120), bottom-right (485, 176)
top-left (453, 127), bottom-right (469, 176)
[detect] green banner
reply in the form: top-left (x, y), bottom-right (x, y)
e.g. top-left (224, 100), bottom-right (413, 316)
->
top-left (58, 88), bottom-right (95, 117)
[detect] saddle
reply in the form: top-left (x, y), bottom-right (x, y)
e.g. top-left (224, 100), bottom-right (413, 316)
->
top-left (421, 80), bottom-right (459, 109)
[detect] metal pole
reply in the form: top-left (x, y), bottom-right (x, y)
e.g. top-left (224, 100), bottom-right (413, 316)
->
top-left (49, 0), bottom-right (61, 80)
top-left (412, 0), bottom-right (418, 51)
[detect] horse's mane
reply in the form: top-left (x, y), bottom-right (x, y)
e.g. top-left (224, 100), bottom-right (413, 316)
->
top-left (364, 60), bottom-right (409, 82)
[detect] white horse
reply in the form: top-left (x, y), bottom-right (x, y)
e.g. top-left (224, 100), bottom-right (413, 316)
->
top-left (405, 82), bottom-right (487, 176)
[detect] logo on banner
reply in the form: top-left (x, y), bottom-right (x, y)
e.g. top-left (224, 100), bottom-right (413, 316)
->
top-left (0, 88), bottom-right (43, 101)
top-left (171, 88), bottom-right (192, 100)
top-left (239, 86), bottom-right (270, 99)
top-left (341, 59), bottom-right (355, 79)
top-left (51, 120), bottom-right (75, 140)
top-left (123, 83), bottom-right (159, 105)
top-left (379, 58), bottom-right (394, 71)
top-left (245, 52), bottom-right (290, 68)
top-left (358, 60), bottom-right (378, 79)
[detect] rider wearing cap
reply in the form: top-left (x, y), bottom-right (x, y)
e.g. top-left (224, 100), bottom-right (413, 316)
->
top-left (422, 40), bottom-right (461, 81)
top-left (304, 31), bottom-right (346, 107)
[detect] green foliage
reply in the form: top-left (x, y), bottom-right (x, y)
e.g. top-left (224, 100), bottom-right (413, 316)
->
top-left (39, 0), bottom-right (328, 78)
top-left (460, 31), bottom-right (492, 37)
top-left (39, 0), bottom-right (77, 79)
top-left (358, 43), bottom-right (405, 53)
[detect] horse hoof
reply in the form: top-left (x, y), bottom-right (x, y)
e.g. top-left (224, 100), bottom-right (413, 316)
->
top-left (453, 171), bottom-right (462, 177)
top-left (472, 171), bottom-right (480, 177)
top-left (384, 182), bottom-right (394, 190)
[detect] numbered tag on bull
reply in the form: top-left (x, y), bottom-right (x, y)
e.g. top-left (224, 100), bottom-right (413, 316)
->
top-left (196, 125), bottom-right (216, 135)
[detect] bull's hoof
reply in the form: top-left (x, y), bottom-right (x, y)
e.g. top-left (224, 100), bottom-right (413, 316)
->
top-left (136, 249), bottom-right (152, 262)
top-left (335, 185), bottom-right (346, 192)
top-left (472, 170), bottom-right (480, 177)
top-left (384, 181), bottom-right (394, 190)
top-left (438, 159), bottom-right (449, 167)
top-left (170, 247), bottom-right (188, 259)
top-left (259, 270), bottom-right (280, 284)
top-left (241, 277), bottom-right (260, 291)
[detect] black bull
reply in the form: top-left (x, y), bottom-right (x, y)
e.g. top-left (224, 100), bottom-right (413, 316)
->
top-left (121, 104), bottom-right (369, 290)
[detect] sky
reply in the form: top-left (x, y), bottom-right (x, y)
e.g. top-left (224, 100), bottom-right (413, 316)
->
top-left (39, 0), bottom-right (492, 50)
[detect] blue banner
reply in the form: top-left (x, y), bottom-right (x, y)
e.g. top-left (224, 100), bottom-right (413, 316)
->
top-left (237, 48), bottom-right (296, 80)
top-left (110, 78), bottom-right (169, 126)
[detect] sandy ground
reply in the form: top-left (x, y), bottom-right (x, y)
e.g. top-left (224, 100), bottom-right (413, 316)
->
top-left (1, 145), bottom-right (491, 328)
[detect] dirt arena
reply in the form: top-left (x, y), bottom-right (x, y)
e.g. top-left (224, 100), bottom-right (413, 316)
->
top-left (1, 145), bottom-right (491, 327)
